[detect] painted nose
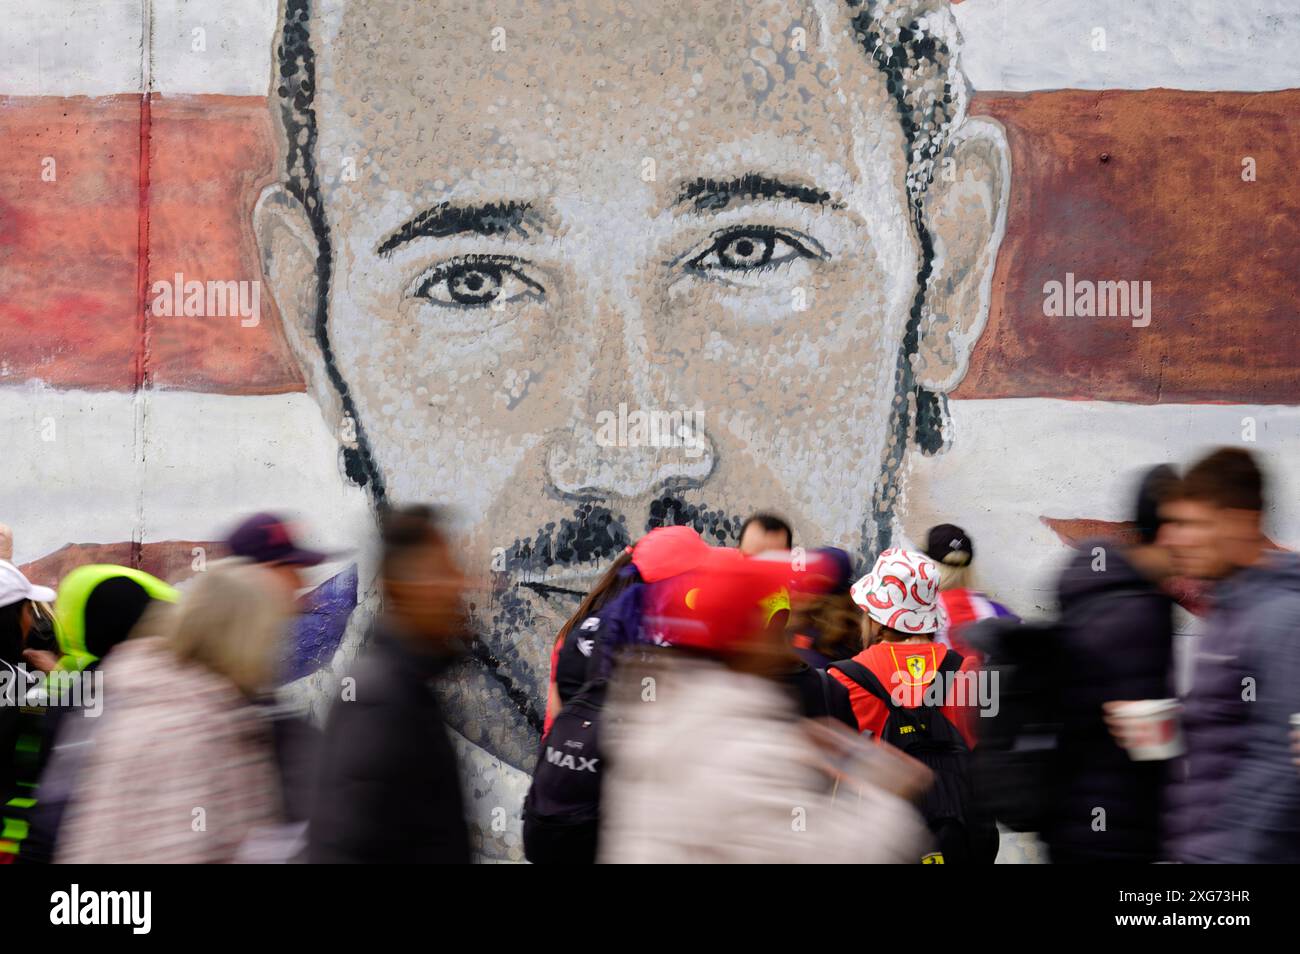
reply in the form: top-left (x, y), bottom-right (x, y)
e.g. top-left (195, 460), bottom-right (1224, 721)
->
top-left (545, 407), bottom-right (714, 499)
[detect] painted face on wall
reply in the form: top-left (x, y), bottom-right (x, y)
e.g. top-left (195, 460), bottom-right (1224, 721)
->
top-left (258, 0), bottom-right (1010, 769)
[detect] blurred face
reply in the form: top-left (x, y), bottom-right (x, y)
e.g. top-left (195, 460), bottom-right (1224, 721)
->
top-left (384, 536), bottom-right (469, 645)
top-left (1129, 534), bottom-right (1174, 581)
top-left (1161, 498), bottom-right (1236, 580)
top-left (264, 563), bottom-right (307, 602)
top-left (739, 523), bottom-right (791, 556)
top-left (728, 613), bottom-right (798, 679)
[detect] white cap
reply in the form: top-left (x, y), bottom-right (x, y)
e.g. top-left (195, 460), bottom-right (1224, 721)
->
top-left (0, 559), bottom-right (57, 608)
top-left (850, 547), bottom-right (945, 635)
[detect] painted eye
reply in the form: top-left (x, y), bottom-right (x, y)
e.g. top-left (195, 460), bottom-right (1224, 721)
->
top-left (413, 257), bottom-right (543, 308)
top-left (688, 227), bottom-right (818, 274)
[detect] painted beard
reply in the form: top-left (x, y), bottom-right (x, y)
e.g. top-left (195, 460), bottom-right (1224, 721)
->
top-left (434, 492), bottom-right (747, 771)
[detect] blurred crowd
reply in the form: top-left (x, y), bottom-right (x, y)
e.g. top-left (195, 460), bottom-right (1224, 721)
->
top-left (1, 446), bottom-right (1298, 864)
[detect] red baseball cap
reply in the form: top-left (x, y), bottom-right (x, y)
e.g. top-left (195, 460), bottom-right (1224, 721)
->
top-left (629, 526), bottom-right (711, 583)
top-left (644, 547), bottom-right (837, 653)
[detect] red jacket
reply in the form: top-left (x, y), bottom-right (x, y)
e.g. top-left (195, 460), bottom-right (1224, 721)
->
top-left (828, 641), bottom-right (981, 749)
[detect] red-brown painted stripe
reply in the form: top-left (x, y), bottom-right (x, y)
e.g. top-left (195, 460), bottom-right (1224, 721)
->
top-left (0, 90), bottom-right (1296, 400)
top-left (0, 95), bottom-right (299, 394)
top-left (146, 96), bottom-right (300, 393)
top-left (0, 96), bottom-right (141, 390)
top-left (19, 540), bottom-right (223, 587)
top-left (960, 89), bottom-right (1300, 404)
top-left (1039, 516), bottom-right (1140, 549)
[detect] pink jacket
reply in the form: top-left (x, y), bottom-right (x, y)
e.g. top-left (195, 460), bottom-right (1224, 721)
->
top-left (58, 638), bottom-right (280, 864)
top-left (599, 652), bottom-right (930, 863)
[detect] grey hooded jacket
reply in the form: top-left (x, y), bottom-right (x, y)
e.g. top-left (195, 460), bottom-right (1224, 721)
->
top-left (1164, 550), bottom-right (1300, 863)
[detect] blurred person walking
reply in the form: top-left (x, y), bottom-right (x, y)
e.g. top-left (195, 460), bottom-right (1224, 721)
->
top-left (530, 531), bottom-right (860, 863)
top-left (1045, 466), bottom-right (1177, 864)
top-left (599, 546), bottom-right (931, 863)
top-left (57, 562), bottom-right (291, 863)
top-left (542, 527), bottom-right (720, 737)
top-left (309, 505), bottom-right (472, 864)
top-left (0, 561), bottom-right (57, 840)
top-left (1135, 449), bottom-right (1300, 863)
top-left (527, 527), bottom-right (719, 863)
top-left (16, 565), bottom-right (177, 863)
top-left (222, 512), bottom-right (332, 836)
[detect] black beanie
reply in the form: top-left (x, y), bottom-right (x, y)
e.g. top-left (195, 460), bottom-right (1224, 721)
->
top-left (1134, 464), bottom-right (1178, 544)
top-left (83, 577), bottom-right (153, 660)
top-left (925, 524), bottom-right (973, 566)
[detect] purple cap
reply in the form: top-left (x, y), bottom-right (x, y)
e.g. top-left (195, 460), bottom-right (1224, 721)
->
top-left (811, 547), bottom-right (854, 594)
top-left (226, 512), bottom-right (327, 567)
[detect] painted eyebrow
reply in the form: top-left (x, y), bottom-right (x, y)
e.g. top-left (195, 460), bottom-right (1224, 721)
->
top-left (376, 200), bottom-right (538, 257)
top-left (676, 173), bottom-right (833, 212)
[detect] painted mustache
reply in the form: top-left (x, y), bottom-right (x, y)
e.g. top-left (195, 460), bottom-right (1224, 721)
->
top-left (454, 493), bottom-right (747, 756)
top-left (501, 492), bottom-right (746, 591)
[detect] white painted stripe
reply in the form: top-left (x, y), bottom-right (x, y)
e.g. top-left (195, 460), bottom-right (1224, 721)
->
top-left (3, 388), bottom-right (1297, 626)
top-left (0, 0), bottom-right (276, 97)
top-left (0, 384), bottom-right (370, 569)
top-left (906, 399), bottom-right (1300, 621)
top-left (149, 0), bottom-right (278, 96)
top-left (3, 1), bottom-right (1298, 96)
top-left (0, 0), bottom-right (143, 96)
top-left (955, 0), bottom-right (1300, 92)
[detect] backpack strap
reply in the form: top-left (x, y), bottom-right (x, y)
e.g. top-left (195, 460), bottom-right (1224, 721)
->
top-left (937, 648), bottom-right (964, 678)
top-left (814, 666), bottom-right (837, 717)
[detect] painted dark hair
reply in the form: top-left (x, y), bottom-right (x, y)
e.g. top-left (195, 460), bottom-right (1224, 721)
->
top-left (276, 0), bottom-right (386, 502)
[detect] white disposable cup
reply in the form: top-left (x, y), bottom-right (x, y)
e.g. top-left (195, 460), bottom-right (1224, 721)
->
top-left (1111, 698), bottom-right (1184, 761)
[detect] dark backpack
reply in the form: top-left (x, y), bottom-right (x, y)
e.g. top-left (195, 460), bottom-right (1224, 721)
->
top-left (523, 582), bottom-right (654, 864)
top-left (521, 676), bottom-right (605, 864)
top-left (830, 650), bottom-right (998, 863)
top-left (960, 616), bottom-right (1063, 833)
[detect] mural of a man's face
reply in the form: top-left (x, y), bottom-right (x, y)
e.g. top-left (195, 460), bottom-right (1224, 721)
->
top-left (257, 0), bottom-right (1009, 769)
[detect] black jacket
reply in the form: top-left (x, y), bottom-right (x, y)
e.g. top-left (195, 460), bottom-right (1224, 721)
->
top-left (783, 661), bottom-right (857, 729)
top-left (308, 623), bottom-right (471, 863)
top-left (1046, 543), bottom-right (1173, 863)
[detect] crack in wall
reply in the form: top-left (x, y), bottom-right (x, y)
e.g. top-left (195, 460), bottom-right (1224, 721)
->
top-left (131, 0), bottom-right (154, 570)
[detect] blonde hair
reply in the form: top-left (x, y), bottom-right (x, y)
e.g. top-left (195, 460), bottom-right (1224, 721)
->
top-left (936, 560), bottom-right (972, 593)
top-left (158, 561), bottom-right (292, 695)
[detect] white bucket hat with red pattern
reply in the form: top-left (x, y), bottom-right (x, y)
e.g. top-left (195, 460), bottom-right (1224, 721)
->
top-left (850, 547), bottom-right (945, 634)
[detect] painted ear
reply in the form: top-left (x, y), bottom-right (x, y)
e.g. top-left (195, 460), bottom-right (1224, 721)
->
top-left (912, 117), bottom-right (1011, 393)
top-left (253, 184), bottom-right (339, 424)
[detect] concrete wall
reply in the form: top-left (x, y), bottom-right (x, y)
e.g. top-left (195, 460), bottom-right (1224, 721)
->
top-left (2, 0), bottom-right (1298, 860)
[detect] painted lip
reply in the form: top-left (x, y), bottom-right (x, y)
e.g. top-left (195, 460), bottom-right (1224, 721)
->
top-left (508, 566), bottom-right (606, 601)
